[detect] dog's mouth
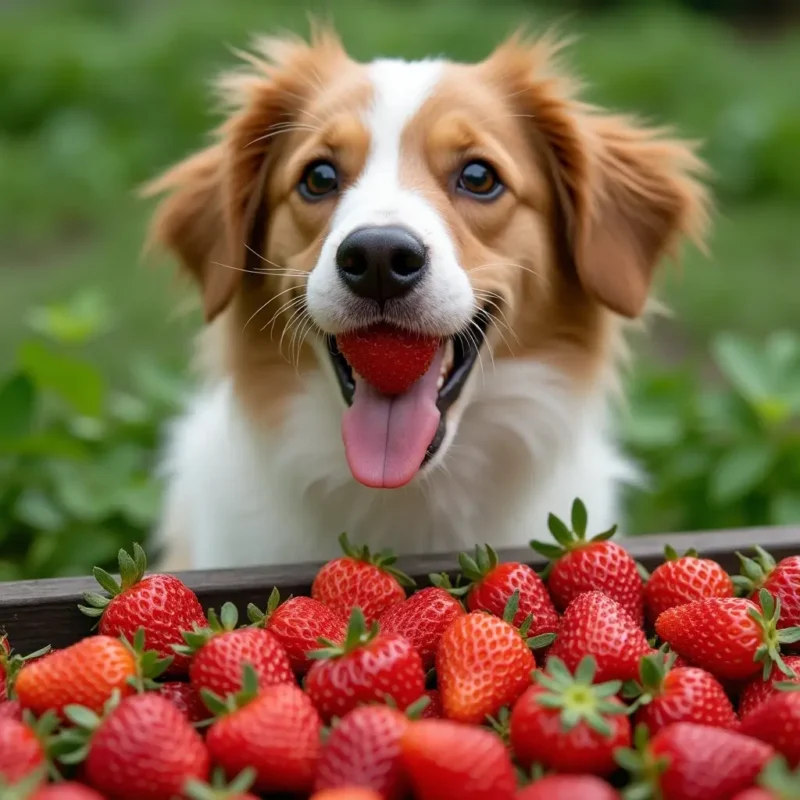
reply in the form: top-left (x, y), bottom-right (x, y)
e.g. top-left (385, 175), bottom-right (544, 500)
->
top-left (326, 306), bottom-right (493, 489)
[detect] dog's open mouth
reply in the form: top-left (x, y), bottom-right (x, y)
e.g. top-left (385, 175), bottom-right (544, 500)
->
top-left (326, 307), bottom-right (492, 489)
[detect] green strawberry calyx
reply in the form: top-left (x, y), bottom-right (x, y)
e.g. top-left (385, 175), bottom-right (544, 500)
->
top-left (307, 606), bottom-right (377, 661)
top-left (663, 544), bottom-right (699, 562)
top-left (173, 602), bottom-right (241, 658)
top-left (615, 723), bottom-right (670, 800)
top-left (427, 571), bottom-right (470, 598)
top-left (338, 532), bottom-right (416, 588)
top-left (734, 545), bottom-right (778, 596)
top-left (200, 663), bottom-right (261, 719)
top-left (246, 587), bottom-right (286, 628)
top-left (533, 655), bottom-right (625, 737)
top-left (748, 588), bottom-right (800, 680)
top-left (79, 542), bottom-right (149, 619)
top-left (623, 648), bottom-right (678, 710)
top-left (754, 756), bottom-right (800, 798)
top-left (500, 590), bottom-right (556, 650)
top-left (185, 766), bottom-right (257, 800)
top-left (529, 498), bottom-right (618, 566)
top-left (122, 627), bottom-right (173, 692)
top-left (57, 690), bottom-right (124, 766)
top-left (0, 639), bottom-right (51, 702)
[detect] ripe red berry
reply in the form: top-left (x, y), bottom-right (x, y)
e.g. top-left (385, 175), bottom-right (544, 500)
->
top-left (740, 656), bottom-right (800, 718)
top-left (156, 681), bottom-right (208, 724)
top-left (739, 688), bottom-right (800, 768)
top-left (0, 713), bottom-right (52, 786)
top-left (516, 774), bottom-right (621, 799)
top-left (337, 324), bottom-right (439, 396)
top-left (30, 784), bottom-right (107, 800)
top-left (736, 548), bottom-right (800, 638)
top-left (79, 543), bottom-right (207, 675)
top-left (531, 499), bottom-right (644, 624)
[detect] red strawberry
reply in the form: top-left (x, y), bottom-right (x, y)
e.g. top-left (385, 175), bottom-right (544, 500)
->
top-left (314, 703), bottom-right (428, 799)
top-left (247, 588), bottom-right (346, 675)
top-left (16, 632), bottom-right (169, 717)
top-left (312, 534), bottom-right (413, 625)
top-left (530, 499), bottom-right (644, 624)
top-left (645, 545), bottom-right (734, 624)
top-left (175, 602), bottom-right (294, 699)
top-left (617, 722), bottom-right (774, 800)
top-left (378, 586), bottom-right (464, 671)
top-left (0, 637), bottom-right (50, 703)
top-left (157, 681), bottom-right (209, 724)
top-left (740, 656), bottom-right (800, 718)
top-left (337, 324), bottom-right (439, 397)
top-left (510, 656), bottom-right (630, 776)
top-left (312, 790), bottom-right (383, 800)
top-left (629, 651), bottom-right (738, 733)
top-left (547, 591), bottom-right (652, 684)
top-left (79, 543), bottom-right (207, 675)
top-left (60, 692), bottom-right (209, 800)
top-left (420, 689), bottom-right (442, 719)
top-left (739, 688), bottom-right (800, 767)
top-left (516, 775), bottom-right (621, 799)
top-left (736, 548), bottom-right (800, 637)
top-left (29, 783), bottom-right (107, 800)
top-left (730, 757), bottom-right (800, 800)
top-left (305, 609), bottom-right (425, 722)
top-left (184, 766), bottom-right (260, 799)
top-left (0, 713), bottom-right (55, 786)
top-left (453, 544), bottom-right (559, 639)
top-left (655, 589), bottom-right (800, 681)
top-left (204, 667), bottom-right (321, 794)
top-left (437, 591), bottom-right (545, 724)
top-left (0, 699), bottom-right (21, 720)
top-left (401, 719), bottom-right (517, 800)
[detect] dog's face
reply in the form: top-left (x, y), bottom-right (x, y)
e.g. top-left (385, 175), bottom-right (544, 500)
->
top-left (146, 29), bottom-right (708, 490)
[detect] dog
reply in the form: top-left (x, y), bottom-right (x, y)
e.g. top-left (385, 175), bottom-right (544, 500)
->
top-left (144, 26), bottom-right (709, 571)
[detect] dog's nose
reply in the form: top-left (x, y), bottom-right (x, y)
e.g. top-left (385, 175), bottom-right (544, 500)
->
top-left (336, 226), bottom-right (427, 305)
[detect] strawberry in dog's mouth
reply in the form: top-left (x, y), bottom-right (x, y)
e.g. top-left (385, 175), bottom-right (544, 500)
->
top-left (326, 308), bottom-right (492, 489)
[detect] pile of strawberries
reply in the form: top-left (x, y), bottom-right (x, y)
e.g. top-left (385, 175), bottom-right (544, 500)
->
top-left (1, 501), bottom-right (800, 800)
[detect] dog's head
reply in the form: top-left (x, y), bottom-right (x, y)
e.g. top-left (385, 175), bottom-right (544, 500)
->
top-left (145, 27), bottom-right (709, 490)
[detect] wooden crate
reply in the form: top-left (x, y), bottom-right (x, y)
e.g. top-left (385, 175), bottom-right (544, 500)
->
top-left (2, 525), bottom-right (798, 654)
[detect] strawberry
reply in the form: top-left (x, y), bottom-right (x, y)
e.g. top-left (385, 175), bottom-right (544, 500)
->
top-left (617, 722), bottom-right (775, 800)
top-left (420, 689), bottom-right (442, 719)
top-left (400, 719), bottom-right (517, 800)
top-left (0, 637), bottom-right (51, 703)
top-left (305, 608), bottom-right (425, 722)
top-left (509, 656), bottom-right (630, 776)
top-left (546, 591), bottom-right (652, 683)
top-left (157, 681), bottom-right (209, 724)
top-left (655, 589), bottom-right (800, 681)
top-left (740, 656), bottom-right (800, 718)
top-left (453, 544), bottom-right (559, 639)
top-left (204, 666), bottom-right (321, 794)
top-left (377, 586), bottom-right (465, 671)
top-left (312, 790), bottom-right (383, 800)
top-left (530, 499), bottom-right (644, 624)
top-left (247, 588), bottom-right (347, 675)
top-left (175, 602), bottom-right (294, 699)
top-left (314, 701), bottom-right (429, 799)
top-left (0, 713), bottom-right (56, 787)
top-left (739, 688), bottom-right (800, 767)
top-left (0, 699), bottom-right (21, 720)
top-left (645, 545), bottom-right (734, 624)
top-left (185, 766), bottom-right (259, 799)
top-left (516, 774), bottom-right (621, 799)
top-left (337, 324), bottom-right (439, 396)
top-left (731, 757), bottom-right (800, 800)
top-left (79, 543), bottom-right (207, 675)
top-left (312, 533), bottom-right (413, 625)
top-left (628, 651), bottom-right (738, 733)
top-left (436, 591), bottom-right (548, 724)
top-left (58, 692), bottom-right (209, 800)
top-left (735, 548), bottom-right (800, 636)
top-left (29, 783), bottom-right (108, 799)
top-left (16, 631), bottom-right (170, 717)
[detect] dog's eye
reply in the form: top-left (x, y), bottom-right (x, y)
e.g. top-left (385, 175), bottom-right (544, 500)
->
top-left (456, 161), bottom-right (503, 200)
top-left (299, 161), bottom-right (338, 200)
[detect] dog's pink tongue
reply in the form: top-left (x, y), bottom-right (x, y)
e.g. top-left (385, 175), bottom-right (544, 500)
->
top-left (342, 348), bottom-right (443, 489)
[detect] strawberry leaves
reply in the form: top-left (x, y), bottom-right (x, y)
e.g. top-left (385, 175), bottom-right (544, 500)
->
top-left (530, 498), bottom-right (618, 562)
top-left (748, 588), bottom-right (800, 679)
top-left (307, 607), bottom-right (378, 661)
top-left (338, 532), bottom-right (415, 588)
top-left (79, 542), bottom-right (149, 619)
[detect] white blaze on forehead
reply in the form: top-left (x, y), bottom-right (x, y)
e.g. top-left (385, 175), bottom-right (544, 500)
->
top-left (306, 58), bottom-right (475, 336)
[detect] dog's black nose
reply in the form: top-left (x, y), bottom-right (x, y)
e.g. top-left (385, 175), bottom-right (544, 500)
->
top-left (336, 225), bottom-right (427, 305)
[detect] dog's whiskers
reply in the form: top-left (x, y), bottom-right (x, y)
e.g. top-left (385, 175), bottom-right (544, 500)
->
top-left (243, 123), bottom-right (321, 149)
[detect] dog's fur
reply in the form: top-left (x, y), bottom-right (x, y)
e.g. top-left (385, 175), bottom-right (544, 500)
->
top-left (144, 27), bottom-right (709, 570)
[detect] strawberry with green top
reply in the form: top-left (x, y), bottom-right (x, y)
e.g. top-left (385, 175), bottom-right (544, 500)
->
top-left (0, 636), bottom-right (50, 704)
top-left (735, 548), bottom-right (800, 637)
top-left (436, 590), bottom-right (554, 725)
top-left (312, 533), bottom-right (414, 624)
top-left (175, 602), bottom-right (294, 699)
top-left (79, 543), bottom-right (207, 675)
top-left (731, 757), bottom-right (800, 800)
top-left (739, 686), bottom-right (800, 768)
top-left (185, 767), bottom-right (259, 800)
top-left (452, 543), bottom-right (559, 638)
top-left (740, 656), bottom-right (800, 718)
top-left (305, 608), bottom-right (425, 722)
top-left (509, 655), bottom-right (630, 776)
top-left (203, 665), bottom-right (322, 795)
top-left (627, 650), bottom-right (738, 734)
top-left (0, 712), bottom-right (59, 788)
top-left (530, 499), bottom-right (644, 624)
top-left (645, 545), bottom-right (734, 624)
top-left (247, 588), bottom-right (346, 675)
top-left (655, 589), bottom-right (800, 681)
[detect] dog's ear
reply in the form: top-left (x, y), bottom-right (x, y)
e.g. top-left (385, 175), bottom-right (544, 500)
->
top-left (488, 36), bottom-right (710, 318)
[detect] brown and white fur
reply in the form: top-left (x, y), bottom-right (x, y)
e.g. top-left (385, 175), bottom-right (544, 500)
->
top-left (144, 27), bottom-right (709, 571)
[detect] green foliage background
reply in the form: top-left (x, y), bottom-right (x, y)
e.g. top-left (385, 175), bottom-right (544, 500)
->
top-left (1, 0), bottom-right (799, 579)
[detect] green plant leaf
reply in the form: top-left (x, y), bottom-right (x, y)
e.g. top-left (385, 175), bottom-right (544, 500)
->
top-left (712, 333), bottom-right (773, 404)
top-left (18, 340), bottom-right (105, 417)
top-left (0, 372), bottom-right (36, 441)
top-left (710, 442), bottom-right (775, 503)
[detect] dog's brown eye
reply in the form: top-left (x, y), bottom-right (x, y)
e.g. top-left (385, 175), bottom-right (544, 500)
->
top-left (299, 161), bottom-right (338, 200)
top-left (457, 161), bottom-right (503, 200)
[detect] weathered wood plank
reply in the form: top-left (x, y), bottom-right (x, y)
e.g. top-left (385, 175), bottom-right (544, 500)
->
top-left (1, 526), bottom-right (798, 654)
